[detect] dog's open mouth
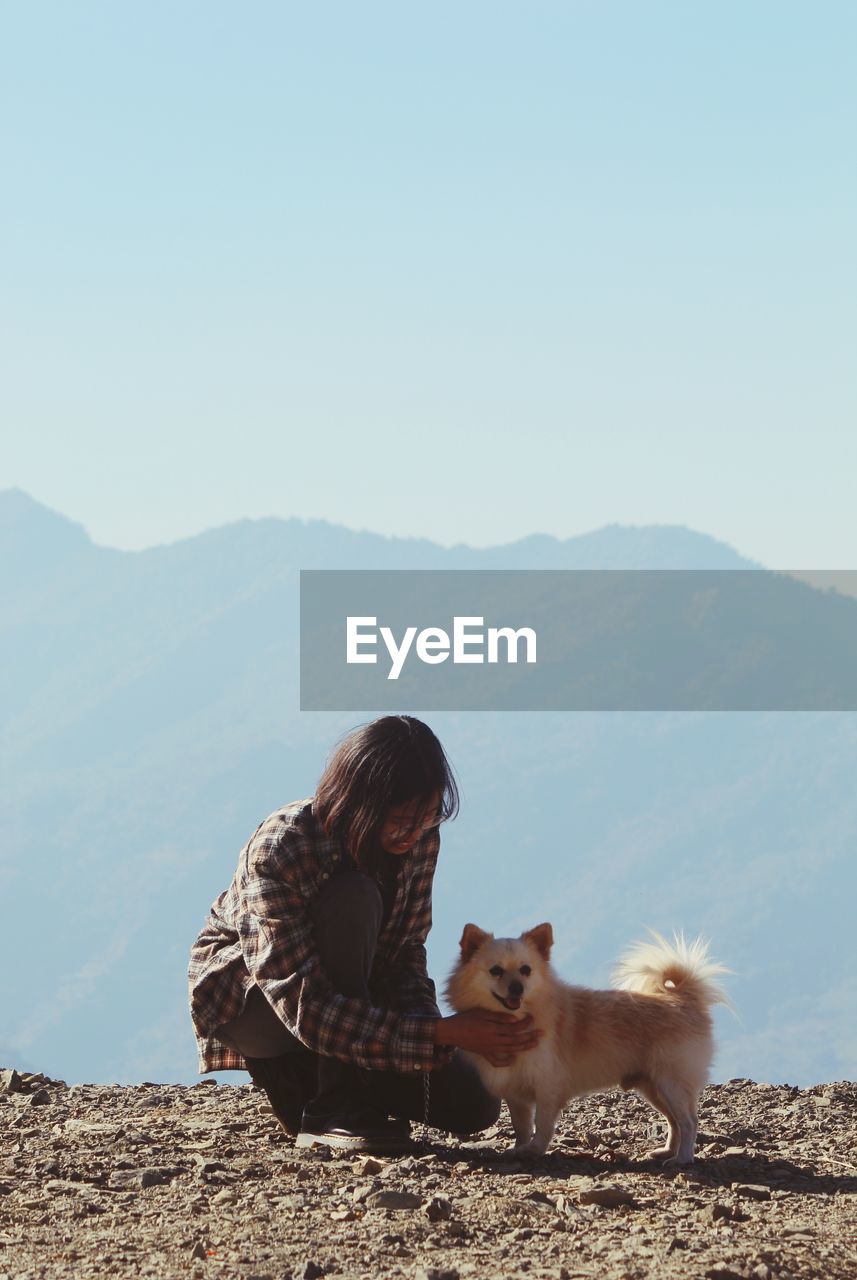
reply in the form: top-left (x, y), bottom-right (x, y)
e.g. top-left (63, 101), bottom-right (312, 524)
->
top-left (492, 992), bottom-right (522, 1011)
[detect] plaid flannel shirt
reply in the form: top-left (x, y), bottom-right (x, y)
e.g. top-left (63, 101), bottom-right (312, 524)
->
top-left (188, 797), bottom-right (449, 1075)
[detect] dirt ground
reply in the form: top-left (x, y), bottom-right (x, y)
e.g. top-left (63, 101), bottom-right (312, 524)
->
top-left (2, 1070), bottom-right (854, 1280)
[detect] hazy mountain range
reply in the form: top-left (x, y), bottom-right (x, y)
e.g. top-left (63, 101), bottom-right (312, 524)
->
top-left (1, 489), bottom-right (854, 1087)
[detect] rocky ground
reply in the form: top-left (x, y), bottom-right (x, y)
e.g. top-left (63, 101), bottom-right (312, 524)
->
top-left (1, 1069), bottom-right (854, 1280)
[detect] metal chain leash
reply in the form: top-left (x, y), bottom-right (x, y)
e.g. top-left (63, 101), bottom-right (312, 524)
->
top-left (420, 1069), bottom-right (431, 1151)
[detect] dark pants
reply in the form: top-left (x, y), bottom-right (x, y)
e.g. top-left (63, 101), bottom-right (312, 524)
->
top-left (215, 870), bottom-right (500, 1136)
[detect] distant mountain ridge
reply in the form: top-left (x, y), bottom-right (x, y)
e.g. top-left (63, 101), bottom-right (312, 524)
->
top-left (0, 487), bottom-right (758, 571)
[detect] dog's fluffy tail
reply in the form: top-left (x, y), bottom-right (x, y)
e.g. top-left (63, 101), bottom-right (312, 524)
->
top-left (612, 930), bottom-right (732, 1009)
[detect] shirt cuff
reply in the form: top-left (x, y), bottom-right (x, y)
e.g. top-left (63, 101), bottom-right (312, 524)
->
top-left (395, 1012), bottom-right (442, 1071)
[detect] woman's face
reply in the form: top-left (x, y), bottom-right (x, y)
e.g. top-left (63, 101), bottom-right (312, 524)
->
top-left (379, 791), bottom-right (442, 855)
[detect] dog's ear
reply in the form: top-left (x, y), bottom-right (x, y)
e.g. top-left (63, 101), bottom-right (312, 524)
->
top-left (459, 923), bottom-right (492, 959)
top-left (523, 922), bottom-right (554, 958)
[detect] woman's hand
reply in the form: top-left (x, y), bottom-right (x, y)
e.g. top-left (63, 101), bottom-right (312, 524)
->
top-left (433, 1009), bottom-right (543, 1067)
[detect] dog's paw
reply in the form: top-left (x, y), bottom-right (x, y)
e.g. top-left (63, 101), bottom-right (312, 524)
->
top-left (511, 1147), bottom-right (543, 1163)
top-left (663, 1154), bottom-right (694, 1169)
top-left (645, 1146), bottom-right (673, 1161)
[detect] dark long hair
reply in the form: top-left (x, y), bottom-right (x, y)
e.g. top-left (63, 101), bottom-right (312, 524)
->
top-left (314, 715), bottom-right (459, 871)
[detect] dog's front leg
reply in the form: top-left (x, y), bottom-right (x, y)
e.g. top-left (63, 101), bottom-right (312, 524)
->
top-left (528, 1099), bottom-right (562, 1156)
top-left (506, 1096), bottom-right (535, 1153)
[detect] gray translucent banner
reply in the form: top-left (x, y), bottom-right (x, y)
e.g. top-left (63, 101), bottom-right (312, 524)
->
top-left (299, 570), bottom-right (857, 711)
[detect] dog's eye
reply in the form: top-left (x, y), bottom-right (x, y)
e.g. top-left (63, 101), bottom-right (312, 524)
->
top-left (489, 965), bottom-right (504, 978)
top-left (519, 965), bottom-right (531, 977)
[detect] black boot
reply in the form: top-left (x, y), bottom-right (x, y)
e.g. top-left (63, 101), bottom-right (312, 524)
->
top-left (297, 1056), bottom-right (411, 1153)
top-left (245, 1052), bottom-right (318, 1137)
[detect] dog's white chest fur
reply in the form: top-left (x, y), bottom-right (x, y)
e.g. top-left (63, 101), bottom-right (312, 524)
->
top-left (470, 1034), bottom-right (561, 1105)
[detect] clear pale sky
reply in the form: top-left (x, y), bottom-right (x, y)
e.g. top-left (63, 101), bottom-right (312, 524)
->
top-left (3, 1), bottom-right (855, 567)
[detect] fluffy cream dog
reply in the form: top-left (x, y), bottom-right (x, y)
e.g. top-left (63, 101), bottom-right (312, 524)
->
top-left (445, 922), bottom-right (730, 1164)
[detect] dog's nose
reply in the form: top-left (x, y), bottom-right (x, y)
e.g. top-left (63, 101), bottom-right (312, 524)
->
top-left (507, 979), bottom-right (523, 998)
